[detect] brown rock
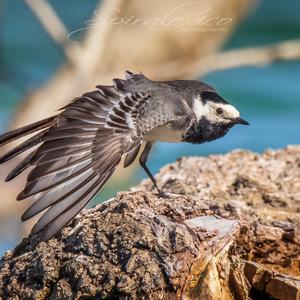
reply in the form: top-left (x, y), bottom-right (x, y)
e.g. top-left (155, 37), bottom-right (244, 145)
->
top-left (265, 276), bottom-right (300, 300)
top-left (0, 146), bottom-right (299, 299)
top-left (255, 224), bottom-right (285, 242)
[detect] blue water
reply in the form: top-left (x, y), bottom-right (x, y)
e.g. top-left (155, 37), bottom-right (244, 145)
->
top-left (0, 0), bottom-right (299, 254)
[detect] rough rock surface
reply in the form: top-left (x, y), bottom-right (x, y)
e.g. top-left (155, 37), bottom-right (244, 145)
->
top-left (0, 146), bottom-right (299, 299)
top-left (137, 146), bottom-right (300, 271)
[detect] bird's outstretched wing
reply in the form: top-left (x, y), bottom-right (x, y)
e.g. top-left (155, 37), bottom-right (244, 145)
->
top-left (0, 72), bottom-right (191, 241)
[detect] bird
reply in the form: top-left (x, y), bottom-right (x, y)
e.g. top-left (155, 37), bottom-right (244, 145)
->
top-left (0, 71), bottom-right (249, 241)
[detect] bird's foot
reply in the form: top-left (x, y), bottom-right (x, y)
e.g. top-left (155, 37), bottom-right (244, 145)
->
top-left (158, 190), bottom-right (168, 198)
top-left (156, 190), bottom-right (184, 199)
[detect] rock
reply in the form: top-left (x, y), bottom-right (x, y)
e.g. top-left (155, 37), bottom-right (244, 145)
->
top-left (244, 261), bottom-right (300, 300)
top-left (0, 146), bottom-right (299, 299)
top-left (244, 261), bottom-right (273, 291)
top-left (255, 223), bottom-right (285, 242)
top-left (265, 276), bottom-right (300, 300)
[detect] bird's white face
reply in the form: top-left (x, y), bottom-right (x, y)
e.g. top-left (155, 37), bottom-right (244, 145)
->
top-left (192, 95), bottom-right (240, 124)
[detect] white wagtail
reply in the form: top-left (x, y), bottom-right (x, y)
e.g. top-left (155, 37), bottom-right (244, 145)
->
top-left (0, 71), bottom-right (249, 241)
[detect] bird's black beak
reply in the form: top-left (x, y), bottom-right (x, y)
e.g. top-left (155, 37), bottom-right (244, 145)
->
top-left (234, 117), bottom-right (249, 126)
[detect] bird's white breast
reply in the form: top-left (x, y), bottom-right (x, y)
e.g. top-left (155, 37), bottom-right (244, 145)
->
top-left (143, 124), bottom-right (184, 143)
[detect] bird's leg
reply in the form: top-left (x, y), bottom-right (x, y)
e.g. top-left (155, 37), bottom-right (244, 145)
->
top-left (139, 142), bottom-right (167, 198)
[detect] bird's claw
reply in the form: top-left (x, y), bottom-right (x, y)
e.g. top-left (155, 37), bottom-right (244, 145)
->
top-left (157, 190), bottom-right (168, 198)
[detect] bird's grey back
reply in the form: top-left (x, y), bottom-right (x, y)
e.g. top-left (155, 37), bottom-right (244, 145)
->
top-left (113, 73), bottom-right (193, 128)
top-left (113, 73), bottom-right (216, 111)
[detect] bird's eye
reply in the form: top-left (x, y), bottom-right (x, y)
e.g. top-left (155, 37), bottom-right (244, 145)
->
top-left (216, 107), bottom-right (223, 115)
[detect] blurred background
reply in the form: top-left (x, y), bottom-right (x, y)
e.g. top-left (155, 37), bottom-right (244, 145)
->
top-left (0, 0), bottom-right (299, 254)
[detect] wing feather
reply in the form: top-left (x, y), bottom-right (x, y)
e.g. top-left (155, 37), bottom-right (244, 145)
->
top-left (36, 137), bottom-right (95, 154)
top-left (0, 116), bottom-right (55, 147)
top-left (33, 146), bottom-right (91, 164)
top-left (43, 128), bottom-right (96, 140)
top-left (22, 171), bottom-right (97, 221)
top-left (41, 176), bottom-right (109, 241)
top-left (0, 83), bottom-right (138, 241)
top-left (27, 152), bottom-right (93, 182)
top-left (31, 175), bottom-right (99, 234)
top-left (124, 143), bottom-right (142, 168)
top-left (6, 151), bottom-right (37, 182)
top-left (18, 160), bottom-right (94, 200)
top-left (0, 130), bottom-right (47, 164)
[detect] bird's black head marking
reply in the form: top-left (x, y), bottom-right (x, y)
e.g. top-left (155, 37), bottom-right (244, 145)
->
top-left (200, 91), bottom-right (228, 104)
